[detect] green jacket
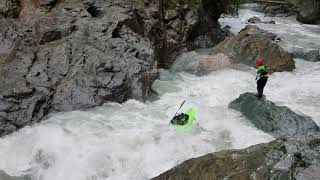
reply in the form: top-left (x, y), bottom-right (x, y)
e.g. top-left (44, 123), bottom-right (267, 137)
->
top-left (257, 65), bottom-right (268, 79)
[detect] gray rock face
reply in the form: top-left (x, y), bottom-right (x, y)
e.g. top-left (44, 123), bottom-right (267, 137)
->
top-left (212, 25), bottom-right (295, 73)
top-left (0, 0), bottom-right (232, 136)
top-left (0, 0), bottom-right (157, 136)
top-left (264, 5), bottom-right (296, 17)
top-left (286, 0), bottom-right (320, 24)
top-left (153, 133), bottom-right (320, 180)
top-left (229, 92), bottom-right (319, 138)
top-left (252, 3), bottom-right (297, 18)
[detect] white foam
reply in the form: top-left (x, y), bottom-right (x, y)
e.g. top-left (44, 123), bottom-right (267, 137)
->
top-left (0, 4), bottom-right (320, 180)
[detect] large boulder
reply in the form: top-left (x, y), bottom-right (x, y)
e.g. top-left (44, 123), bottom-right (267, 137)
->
top-left (153, 133), bottom-right (320, 180)
top-left (251, 3), bottom-right (296, 18)
top-left (264, 5), bottom-right (296, 17)
top-left (212, 25), bottom-right (295, 72)
top-left (285, 0), bottom-right (320, 24)
top-left (229, 92), bottom-right (319, 138)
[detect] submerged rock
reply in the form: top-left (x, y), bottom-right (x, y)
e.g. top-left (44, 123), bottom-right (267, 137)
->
top-left (212, 25), bottom-right (295, 72)
top-left (247, 17), bottom-right (275, 24)
top-left (293, 49), bottom-right (320, 62)
top-left (248, 16), bottom-right (262, 23)
top-left (229, 92), bottom-right (319, 138)
top-left (171, 51), bottom-right (234, 76)
top-left (153, 133), bottom-right (320, 180)
top-left (0, 170), bottom-right (31, 180)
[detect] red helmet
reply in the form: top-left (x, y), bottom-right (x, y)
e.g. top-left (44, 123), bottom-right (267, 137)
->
top-left (256, 58), bottom-right (263, 66)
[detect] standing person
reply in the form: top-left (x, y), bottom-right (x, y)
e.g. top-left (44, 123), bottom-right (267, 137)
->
top-left (255, 58), bottom-right (268, 98)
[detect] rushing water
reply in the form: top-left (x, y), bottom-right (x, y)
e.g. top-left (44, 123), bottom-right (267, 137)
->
top-left (0, 4), bottom-right (319, 180)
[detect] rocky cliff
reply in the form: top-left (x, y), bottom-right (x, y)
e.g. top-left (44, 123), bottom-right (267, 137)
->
top-left (0, 0), bottom-right (231, 136)
top-left (286, 0), bottom-right (320, 24)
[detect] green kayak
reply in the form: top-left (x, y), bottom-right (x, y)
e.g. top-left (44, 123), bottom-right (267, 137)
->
top-left (174, 107), bottom-right (196, 132)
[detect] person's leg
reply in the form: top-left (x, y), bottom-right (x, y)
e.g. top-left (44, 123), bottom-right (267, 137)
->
top-left (257, 78), bottom-right (267, 98)
top-left (257, 79), bottom-right (263, 98)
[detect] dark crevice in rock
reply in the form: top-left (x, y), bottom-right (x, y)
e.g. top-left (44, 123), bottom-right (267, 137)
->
top-left (1, 0), bottom-right (21, 18)
top-left (3, 89), bottom-right (34, 100)
top-left (39, 30), bottom-right (64, 45)
top-left (86, 4), bottom-right (103, 18)
top-left (43, 0), bottom-right (61, 12)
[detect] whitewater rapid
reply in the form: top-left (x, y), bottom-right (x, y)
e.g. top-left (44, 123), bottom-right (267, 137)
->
top-left (0, 4), bottom-right (319, 180)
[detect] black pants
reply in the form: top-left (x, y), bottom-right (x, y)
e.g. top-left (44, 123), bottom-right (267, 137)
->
top-left (257, 78), bottom-right (268, 98)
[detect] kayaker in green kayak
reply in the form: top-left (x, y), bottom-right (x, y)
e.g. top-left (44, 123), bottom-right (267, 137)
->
top-left (170, 113), bottom-right (189, 125)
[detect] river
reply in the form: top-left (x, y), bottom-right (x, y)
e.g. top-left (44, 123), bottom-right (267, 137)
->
top-left (0, 3), bottom-right (319, 180)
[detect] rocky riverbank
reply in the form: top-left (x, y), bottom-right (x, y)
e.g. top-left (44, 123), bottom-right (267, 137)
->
top-left (251, 0), bottom-right (320, 24)
top-left (153, 133), bottom-right (320, 180)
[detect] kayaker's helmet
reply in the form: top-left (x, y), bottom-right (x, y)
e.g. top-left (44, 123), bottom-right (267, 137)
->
top-left (256, 58), bottom-right (263, 67)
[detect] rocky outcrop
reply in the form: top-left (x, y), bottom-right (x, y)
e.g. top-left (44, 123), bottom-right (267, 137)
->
top-left (153, 0), bottom-right (233, 68)
top-left (0, 0), bottom-right (232, 136)
top-left (285, 0), bottom-right (320, 24)
top-left (293, 49), bottom-right (320, 62)
top-left (1, 0), bottom-right (157, 136)
top-left (153, 133), bottom-right (320, 180)
top-left (211, 25), bottom-right (295, 72)
top-left (264, 5), bottom-right (296, 17)
top-left (229, 92), bottom-right (319, 138)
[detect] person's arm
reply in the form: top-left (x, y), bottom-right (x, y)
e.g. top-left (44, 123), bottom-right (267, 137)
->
top-left (255, 69), bottom-right (262, 80)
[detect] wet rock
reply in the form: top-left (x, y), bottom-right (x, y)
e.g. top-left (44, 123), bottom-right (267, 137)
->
top-left (292, 49), bottom-right (320, 62)
top-left (229, 92), bottom-right (319, 138)
top-left (247, 17), bottom-right (275, 24)
top-left (212, 25), bottom-right (295, 72)
top-left (0, 170), bottom-right (31, 180)
top-left (248, 16), bottom-right (262, 23)
top-left (264, 5), bottom-right (296, 17)
top-left (286, 0), bottom-right (320, 24)
top-left (153, 133), bottom-right (320, 180)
